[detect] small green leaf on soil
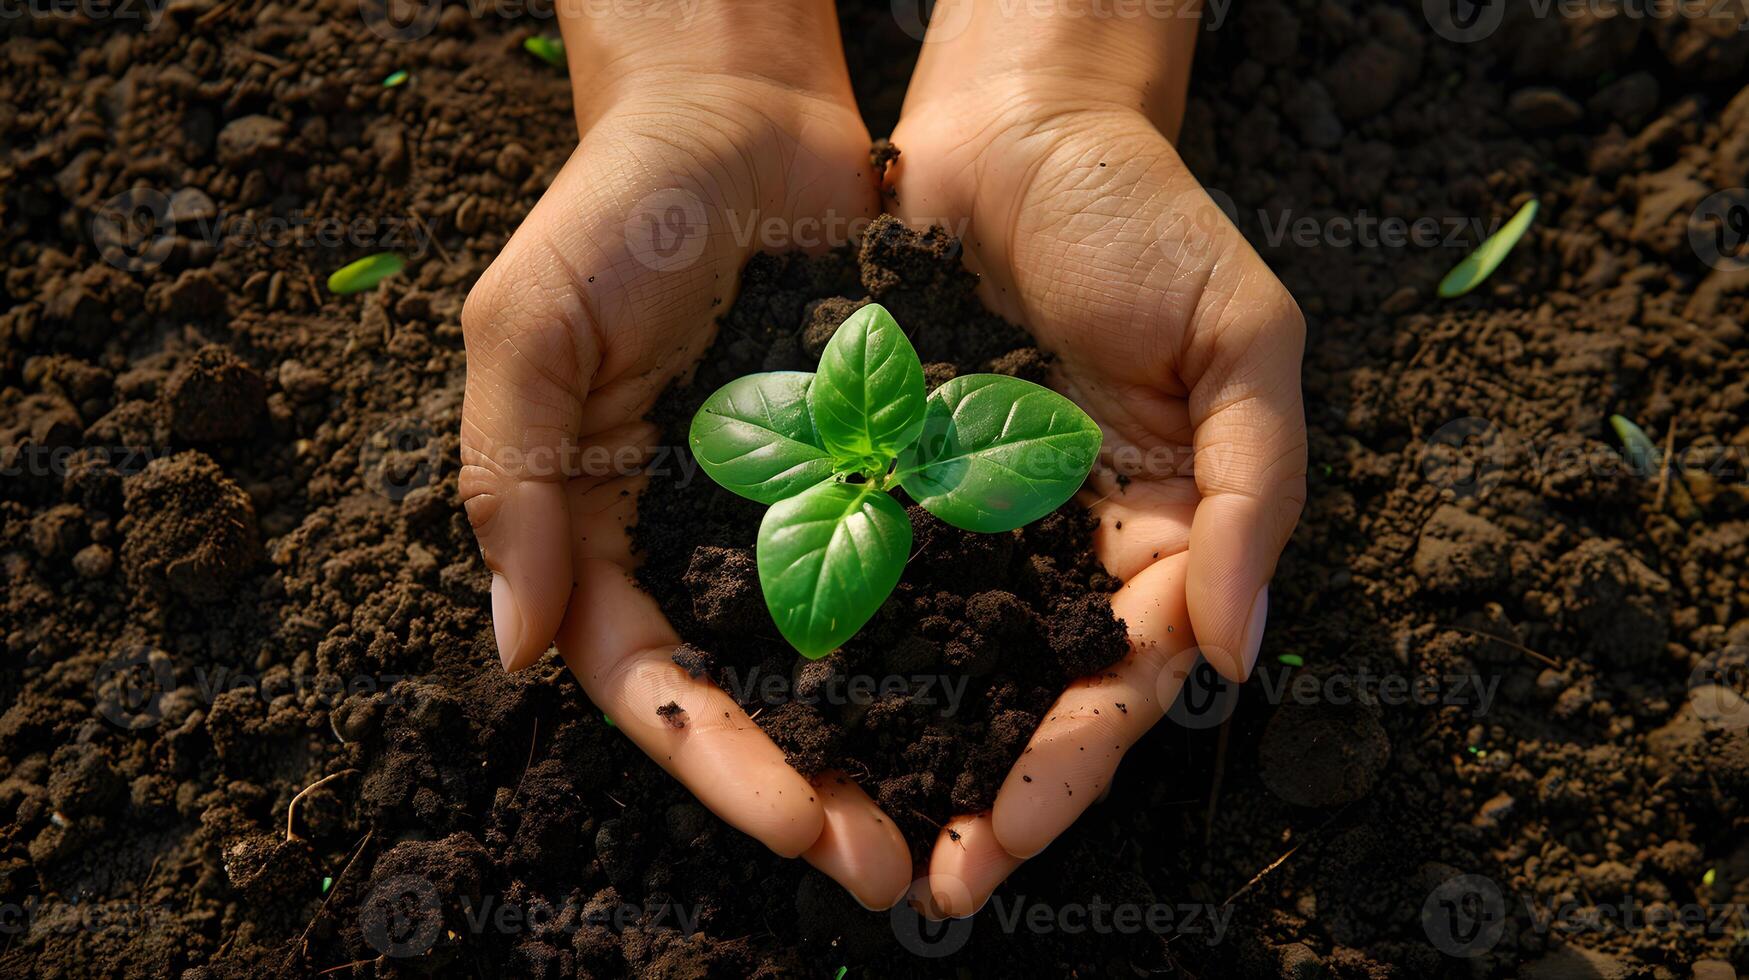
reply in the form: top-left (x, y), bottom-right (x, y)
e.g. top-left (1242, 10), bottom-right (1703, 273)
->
top-left (1609, 413), bottom-right (1661, 477)
top-left (524, 36), bottom-right (565, 67)
top-left (1703, 868), bottom-right (1716, 888)
top-left (321, 876), bottom-right (333, 894)
top-left (602, 715), bottom-right (616, 728)
top-left (1437, 199), bottom-right (1539, 299)
top-left (382, 70), bottom-right (409, 88)
top-left (834, 969), bottom-right (847, 980)
top-left (327, 253), bottom-right (405, 295)
top-left (1278, 654), bottom-right (1303, 667)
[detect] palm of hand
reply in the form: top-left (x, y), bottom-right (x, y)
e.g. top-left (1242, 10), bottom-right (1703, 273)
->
top-left (886, 106), bottom-right (1306, 913)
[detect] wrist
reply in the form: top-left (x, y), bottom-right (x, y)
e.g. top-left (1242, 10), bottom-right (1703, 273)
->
top-left (557, 0), bottom-right (858, 123)
top-left (901, 0), bottom-right (1201, 140)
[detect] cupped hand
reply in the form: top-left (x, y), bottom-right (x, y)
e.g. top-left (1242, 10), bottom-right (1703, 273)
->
top-left (887, 62), bottom-right (1308, 914)
top-left (459, 24), bottom-right (911, 907)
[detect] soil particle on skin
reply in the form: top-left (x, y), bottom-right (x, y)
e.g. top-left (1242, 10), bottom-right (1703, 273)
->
top-left (656, 702), bottom-right (688, 730)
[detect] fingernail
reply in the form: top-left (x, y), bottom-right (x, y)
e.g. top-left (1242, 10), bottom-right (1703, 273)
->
top-left (1240, 585), bottom-right (1269, 679)
top-left (491, 573), bottom-right (523, 670)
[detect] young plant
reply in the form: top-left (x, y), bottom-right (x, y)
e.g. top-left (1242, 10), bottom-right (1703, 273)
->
top-left (688, 304), bottom-right (1102, 658)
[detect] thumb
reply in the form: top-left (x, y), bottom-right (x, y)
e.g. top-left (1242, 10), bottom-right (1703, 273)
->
top-left (1184, 277), bottom-right (1306, 682)
top-left (460, 228), bottom-right (602, 672)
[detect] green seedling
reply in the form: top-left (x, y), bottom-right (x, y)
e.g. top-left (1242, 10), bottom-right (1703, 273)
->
top-left (322, 875), bottom-right (334, 894)
top-left (833, 969), bottom-right (848, 980)
top-left (1703, 868), bottom-right (1717, 889)
top-left (382, 69), bottom-right (409, 88)
top-left (690, 304), bottom-right (1101, 658)
top-left (1277, 654), bottom-right (1304, 667)
top-left (327, 253), bottom-right (405, 295)
top-left (1438, 199), bottom-right (1539, 299)
top-left (1609, 414), bottom-right (1659, 476)
top-left (524, 35), bottom-right (564, 67)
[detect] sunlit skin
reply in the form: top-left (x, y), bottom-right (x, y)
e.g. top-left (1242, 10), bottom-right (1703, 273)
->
top-left (459, 0), bottom-right (1305, 913)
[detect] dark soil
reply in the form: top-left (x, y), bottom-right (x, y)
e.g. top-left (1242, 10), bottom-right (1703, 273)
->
top-left (631, 216), bottom-right (1128, 842)
top-left (1, 2), bottom-right (1747, 979)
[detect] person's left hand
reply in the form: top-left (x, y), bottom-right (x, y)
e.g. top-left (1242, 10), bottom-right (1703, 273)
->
top-left (886, 61), bottom-right (1308, 917)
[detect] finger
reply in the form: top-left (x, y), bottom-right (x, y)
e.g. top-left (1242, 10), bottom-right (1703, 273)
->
top-left (1183, 283), bottom-right (1306, 682)
top-left (919, 813), bottom-right (1022, 920)
top-left (459, 209), bottom-right (602, 673)
top-left (565, 420), bottom-right (661, 569)
top-left (556, 559), bottom-right (824, 857)
top-left (1079, 484), bottom-right (1195, 582)
top-left (803, 772), bottom-right (912, 910)
top-left (991, 553), bottom-right (1197, 859)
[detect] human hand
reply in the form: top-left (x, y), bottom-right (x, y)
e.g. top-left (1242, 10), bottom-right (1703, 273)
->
top-left (885, 0), bottom-right (1307, 915)
top-left (459, 0), bottom-right (911, 908)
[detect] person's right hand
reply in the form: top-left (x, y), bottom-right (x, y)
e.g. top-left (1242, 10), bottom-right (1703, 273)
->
top-left (459, 1), bottom-right (911, 909)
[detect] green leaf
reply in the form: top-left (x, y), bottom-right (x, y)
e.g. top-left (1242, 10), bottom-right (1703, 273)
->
top-left (381, 70), bottom-right (409, 88)
top-left (757, 482), bottom-right (911, 659)
top-left (1438, 199), bottom-right (1538, 299)
top-left (1609, 413), bottom-right (1659, 475)
top-left (897, 375), bottom-right (1101, 532)
top-left (808, 304), bottom-right (926, 465)
top-left (524, 35), bottom-right (565, 67)
top-left (690, 372), bottom-right (836, 504)
top-left (327, 253), bottom-right (405, 294)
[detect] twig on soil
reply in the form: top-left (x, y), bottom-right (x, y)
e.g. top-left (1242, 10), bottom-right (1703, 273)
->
top-left (508, 717), bottom-right (541, 808)
top-left (317, 958), bottom-right (382, 976)
top-left (1441, 624), bottom-right (1560, 669)
top-left (1654, 418), bottom-right (1677, 511)
top-left (906, 809), bottom-right (965, 847)
top-left (1220, 840), bottom-right (1306, 909)
top-left (605, 792), bottom-right (627, 808)
top-left (286, 769), bottom-right (359, 842)
top-left (293, 829), bottom-right (376, 967)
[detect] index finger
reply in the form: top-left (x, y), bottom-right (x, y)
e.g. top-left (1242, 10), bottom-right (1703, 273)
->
top-left (990, 552), bottom-right (1199, 859)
